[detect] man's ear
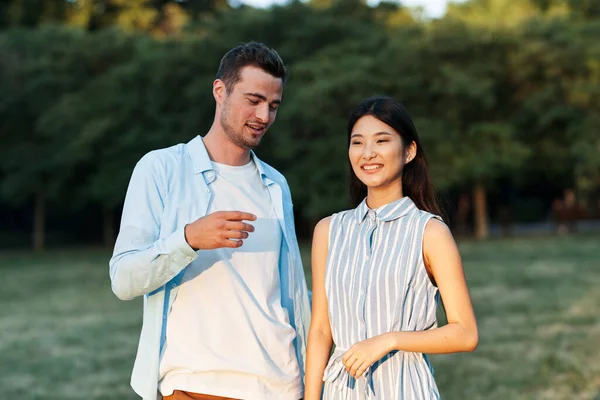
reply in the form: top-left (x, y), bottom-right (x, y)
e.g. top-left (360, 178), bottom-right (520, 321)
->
top-left (213, 79), bottom-right (227, 105)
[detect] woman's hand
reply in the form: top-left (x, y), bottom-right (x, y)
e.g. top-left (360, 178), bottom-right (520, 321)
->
top-left (342, 334), bottom-right (393, 379)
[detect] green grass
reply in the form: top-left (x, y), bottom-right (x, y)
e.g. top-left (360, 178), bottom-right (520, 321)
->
top-left (1, 236), bottom-right (599, 399)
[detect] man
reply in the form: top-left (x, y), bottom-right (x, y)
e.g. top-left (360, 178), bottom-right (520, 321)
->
top-left (110, 42), bottom-right (311, 400)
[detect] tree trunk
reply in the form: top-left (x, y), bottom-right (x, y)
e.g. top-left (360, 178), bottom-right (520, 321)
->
top-left (103, 206), bottom-right (115, 248)
top-left (473, 180), bottom-right (489, 240)
top-left (455, 191), bottom-right (471, 237)
top-left (33, 185), bottom-right (45, 252)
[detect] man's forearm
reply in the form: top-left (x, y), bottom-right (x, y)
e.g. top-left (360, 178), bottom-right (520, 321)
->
top-left (109, 225), bottom-right (197, 300)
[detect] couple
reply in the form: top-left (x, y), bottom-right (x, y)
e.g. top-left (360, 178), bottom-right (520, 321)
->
top-left (110, 42), bottom-right (478, 400)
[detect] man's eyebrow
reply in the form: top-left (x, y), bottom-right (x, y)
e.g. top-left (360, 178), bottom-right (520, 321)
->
top-left (245, 92), bottom-right (281, 104)
top-left (245, 92), bottom-right (266, 100)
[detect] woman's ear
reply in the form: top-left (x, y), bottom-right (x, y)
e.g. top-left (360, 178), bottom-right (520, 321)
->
top-left (406, 141), bottom-right (417, 164)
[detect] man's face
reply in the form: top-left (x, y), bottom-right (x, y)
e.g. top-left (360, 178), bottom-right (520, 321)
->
top-left (218, 66), bottom-right (283, 149)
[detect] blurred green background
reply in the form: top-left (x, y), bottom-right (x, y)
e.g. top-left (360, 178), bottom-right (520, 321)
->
top-left (0, 0), bottom-right (599, 399)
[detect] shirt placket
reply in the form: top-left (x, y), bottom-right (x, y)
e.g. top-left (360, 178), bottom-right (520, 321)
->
top-left (359, 210), bottom-right (379, 397)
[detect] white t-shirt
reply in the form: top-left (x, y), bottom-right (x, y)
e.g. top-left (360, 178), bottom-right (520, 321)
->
top-left (158, 160), bottom-right (302, 400)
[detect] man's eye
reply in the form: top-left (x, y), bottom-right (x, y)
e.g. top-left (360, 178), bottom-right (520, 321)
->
top-left (269, 105), bottom-right (279, 111)
top-left (248, 99), bottom-right (259, 105)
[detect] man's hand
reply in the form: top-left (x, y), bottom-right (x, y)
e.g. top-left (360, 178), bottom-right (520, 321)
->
top-left (184, 211), bottom-right (256, 250)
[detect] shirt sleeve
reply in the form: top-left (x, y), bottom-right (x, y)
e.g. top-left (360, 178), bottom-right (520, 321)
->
top-left (109, 152), bottom-right (197, 300)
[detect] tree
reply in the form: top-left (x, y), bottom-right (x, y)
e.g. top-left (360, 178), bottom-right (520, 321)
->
top-left (446, 0), bottom-right (566, 27)
top-left (565, 19), bottom-right (600, 208)
top-left (0, 26), bottom-right (135, 250)
top-left (397, 22), bottom-right (529, 239)
top-left (0, 0), bottom-right (71, 29)
top-left (38, 34), bottom-right (224, 246)
top-left (507, 18), bottom-right (591, 196)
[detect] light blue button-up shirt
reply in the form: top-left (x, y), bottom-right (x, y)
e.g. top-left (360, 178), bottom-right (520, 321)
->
top-left (109, 136), bottom-right (311, 400)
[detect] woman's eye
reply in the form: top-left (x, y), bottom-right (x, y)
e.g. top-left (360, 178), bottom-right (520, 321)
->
top-left (351, 141), bottom-right (362, 145)
top-left (377, 140), bottom-right (389, 143)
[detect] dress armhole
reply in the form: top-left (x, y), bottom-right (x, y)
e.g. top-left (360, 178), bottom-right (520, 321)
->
top-left (421, 214), bottom-right (444, 288)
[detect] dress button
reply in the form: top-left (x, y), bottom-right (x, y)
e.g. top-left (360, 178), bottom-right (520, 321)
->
top-left (205, 188), bottom-right (210, 193)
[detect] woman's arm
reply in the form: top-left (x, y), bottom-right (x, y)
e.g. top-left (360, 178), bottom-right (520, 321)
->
top-left (343, 218), bottom-right (478, 379)
top-left (304, 217), bottom-right (334, 400)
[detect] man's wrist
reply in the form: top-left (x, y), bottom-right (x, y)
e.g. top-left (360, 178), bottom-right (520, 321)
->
top-left (183, 224), bottom-right (198, 251)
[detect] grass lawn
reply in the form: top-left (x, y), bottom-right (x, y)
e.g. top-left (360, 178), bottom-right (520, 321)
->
top-left (1, 235), bottom-right (599, 399)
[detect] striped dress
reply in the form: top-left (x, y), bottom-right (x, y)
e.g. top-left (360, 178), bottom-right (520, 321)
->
top-left (323, 196), bottom-right (441, 399)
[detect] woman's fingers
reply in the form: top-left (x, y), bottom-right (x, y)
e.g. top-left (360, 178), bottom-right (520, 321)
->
top-left (349, 359), bottom-right (366, 378)
top-left (344, 354), bottom-right (358, 372)
top-left (353, 362), bottom-right (370, 379)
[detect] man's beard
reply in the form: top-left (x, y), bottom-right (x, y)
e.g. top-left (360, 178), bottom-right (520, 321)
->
top-left (220, 101), bottom-right (262, 149)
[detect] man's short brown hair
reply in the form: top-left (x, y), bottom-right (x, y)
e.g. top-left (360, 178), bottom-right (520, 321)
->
top-left (216, 42), bottom-right (288, 93)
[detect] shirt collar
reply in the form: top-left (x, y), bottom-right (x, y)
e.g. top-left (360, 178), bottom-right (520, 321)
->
top-left (251, 152), bottom-right (274, 186)
top-left (186, 135), bottom-right (274, 186)
top-left (186, 135), bottom-right (213, 174)
top-left (354, 196), bottom-right (417, 224)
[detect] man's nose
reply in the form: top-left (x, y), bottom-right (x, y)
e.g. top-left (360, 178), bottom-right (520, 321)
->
top-left (255, 103), bottom-right (269, 123)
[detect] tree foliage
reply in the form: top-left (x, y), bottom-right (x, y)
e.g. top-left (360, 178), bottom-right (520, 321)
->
top-left (0, 0), bottom-right (598, 247)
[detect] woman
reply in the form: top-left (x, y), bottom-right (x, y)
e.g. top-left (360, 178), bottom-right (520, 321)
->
top-left (304, 96), bottom-right (478, 399)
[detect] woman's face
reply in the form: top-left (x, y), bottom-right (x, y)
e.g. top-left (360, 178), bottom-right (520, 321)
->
top-left (349, 115), bottom-right (414, 191)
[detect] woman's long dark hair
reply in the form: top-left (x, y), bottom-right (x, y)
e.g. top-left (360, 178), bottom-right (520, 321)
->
top-left (348, 95), bottom-right (442, 218)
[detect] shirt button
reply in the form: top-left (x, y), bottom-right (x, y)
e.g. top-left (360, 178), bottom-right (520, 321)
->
top-left (205, 188), bottom-right (210, 193)
top-left (186, 256), bottom-right (192, 262)
top-left (207, 172), bottom-right (214, 178)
